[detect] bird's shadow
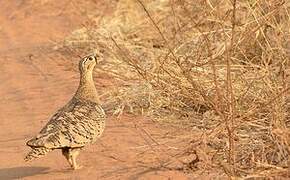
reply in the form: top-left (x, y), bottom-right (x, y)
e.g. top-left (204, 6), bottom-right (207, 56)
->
top-left (0, 166), bottom-right (50, 180)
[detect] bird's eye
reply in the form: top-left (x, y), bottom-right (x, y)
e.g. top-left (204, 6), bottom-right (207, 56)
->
top-left (88, 56), bottom-right (94, 61)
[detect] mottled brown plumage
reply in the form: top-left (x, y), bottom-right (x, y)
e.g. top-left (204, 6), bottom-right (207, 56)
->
top-left (25, 53), bottom-right (106, 169)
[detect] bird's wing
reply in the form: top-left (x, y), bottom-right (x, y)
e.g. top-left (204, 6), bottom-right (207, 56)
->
top-left (26, 98), bottom-right (106, 148)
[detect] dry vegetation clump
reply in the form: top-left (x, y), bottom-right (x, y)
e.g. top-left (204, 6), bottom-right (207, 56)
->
top-left (60, 0), bottom-right (290, 178)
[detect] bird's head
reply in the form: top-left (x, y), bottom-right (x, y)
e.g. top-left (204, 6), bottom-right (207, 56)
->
top-left (79, 51), bottom-right (103, 73)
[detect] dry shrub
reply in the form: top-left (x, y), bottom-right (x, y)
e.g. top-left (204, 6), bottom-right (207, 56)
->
top-left (61, 0), bottom-right (290, 178)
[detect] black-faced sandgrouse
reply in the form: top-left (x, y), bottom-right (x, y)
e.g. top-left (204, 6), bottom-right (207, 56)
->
top-left (25, 53), bottom-right (106, 170)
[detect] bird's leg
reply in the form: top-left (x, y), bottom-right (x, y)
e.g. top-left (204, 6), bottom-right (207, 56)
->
top-left (69, 148), bottom-right (82, 170)
top-left (62, 148), bottom-right (72, 167)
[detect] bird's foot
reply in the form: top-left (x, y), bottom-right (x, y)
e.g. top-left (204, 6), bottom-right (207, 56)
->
top-left (72, 165), bottom-right (83, 170)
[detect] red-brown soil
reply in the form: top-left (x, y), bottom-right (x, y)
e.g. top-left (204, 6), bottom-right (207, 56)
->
top-left (0, 1), bottom-right (191, 179)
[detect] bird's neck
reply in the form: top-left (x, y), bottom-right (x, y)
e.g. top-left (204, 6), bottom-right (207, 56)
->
top-left (75, 71), bottom-right (100, 103)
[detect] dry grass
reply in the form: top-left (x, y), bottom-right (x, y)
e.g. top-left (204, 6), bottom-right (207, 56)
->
top-left (60, 0), bottom-right (290, 178)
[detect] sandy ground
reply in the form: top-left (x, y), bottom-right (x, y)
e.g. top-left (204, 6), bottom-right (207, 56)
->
top-left (0, 1), bottom-right (191, 179)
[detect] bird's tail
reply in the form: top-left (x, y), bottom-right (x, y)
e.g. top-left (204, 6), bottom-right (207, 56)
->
top-left (24, 147), bottom-right (52, 161)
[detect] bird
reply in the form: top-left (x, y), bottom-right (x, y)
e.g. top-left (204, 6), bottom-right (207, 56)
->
top-left (25, 53), bottom-right (106, 170)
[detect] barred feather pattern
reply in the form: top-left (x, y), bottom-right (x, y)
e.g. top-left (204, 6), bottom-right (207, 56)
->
top-left (26, 97), bottom-right (106, 150)
top-left (24, 147), bottom-right (52, 161)
top-left (25, 54), bottom-right (106, 163)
